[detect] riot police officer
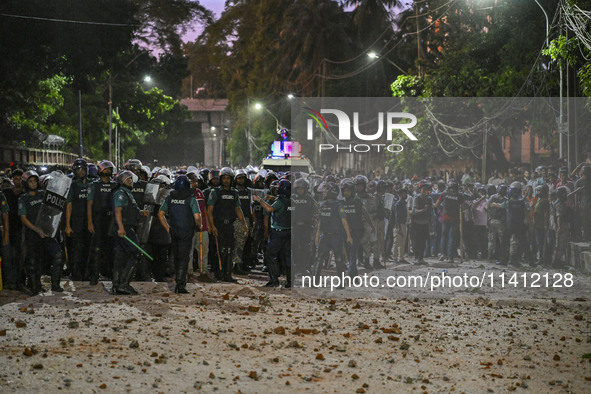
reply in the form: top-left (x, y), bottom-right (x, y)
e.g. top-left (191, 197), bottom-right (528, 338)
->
top-left (112, 171), bottom-right (148, 295)
top-left (291, 178), bottom-right (318, 275)
top-left (341, 180), bottom-right (372, 276)
top-left (158, 175), bottom-right (202, 293)
top-left (18, 171), bottom-right (64, 294)
top-left (87, 160), bottom-right (117, 284)
top-left (125, 159), bottom-right (151, 281)
top-left (254, 179), bottom-right (292, 287)
top-left (65, 158), bottom-right (91, 280)
top-left (314, 182), bottom-right (353, 278)
top-left (233, 169), bottom-right (252, 275)
top-left (206, 167), bottom-right (249, 283)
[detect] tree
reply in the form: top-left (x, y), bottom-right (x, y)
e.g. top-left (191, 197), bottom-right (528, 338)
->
top-left (388, 0), bottom-right (565, 175)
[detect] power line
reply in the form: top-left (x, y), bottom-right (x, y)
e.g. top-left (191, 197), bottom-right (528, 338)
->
top-left (0, 13), bottom-right (140, 27)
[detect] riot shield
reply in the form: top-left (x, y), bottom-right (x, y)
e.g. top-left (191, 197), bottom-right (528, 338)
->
top-left (383, 193), bottom-right (395, 211)
top-left (35, 171), bottom-right (72, 238)
top-left (136, 183), bottom-right (159, 243)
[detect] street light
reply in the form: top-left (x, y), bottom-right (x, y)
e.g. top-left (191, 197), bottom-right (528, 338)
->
top-left (367, 51), bottom-right (407, 75)
top-left (254, 102), bottom-right (283, 132)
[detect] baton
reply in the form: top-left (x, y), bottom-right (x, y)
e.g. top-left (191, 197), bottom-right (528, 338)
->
top-left (214, 234), bottom-right (223, 270)
top-left (459, 209), bottom-right (464, 264)
top-left (199, 231), bottom-right (203, 273)
top-left (123, 235), bottom-right (153, 261)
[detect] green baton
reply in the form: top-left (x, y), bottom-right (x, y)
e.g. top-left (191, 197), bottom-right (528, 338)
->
top-left (124, 235), bottom-right (154, 261)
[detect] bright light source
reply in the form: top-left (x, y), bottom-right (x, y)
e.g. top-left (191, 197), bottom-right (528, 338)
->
top-left (367, 52), bottom-right (379, 59)
top-left (254, 103), bottom-right (263, 110)
top-left (287, 94), bottom-right (295, 100)
top-left (144, 75), bottom-right (152, 83)
top-left (211, 126), bottom-right (216, 131)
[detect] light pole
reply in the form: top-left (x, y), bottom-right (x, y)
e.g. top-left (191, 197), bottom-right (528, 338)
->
top-left (254, 102), bottom-right (283, 132)
top-left (367, 52), bottom-right (407, 75)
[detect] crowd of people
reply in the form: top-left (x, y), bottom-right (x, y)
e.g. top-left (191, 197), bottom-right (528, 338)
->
top-left (0, 157), bottom-right (590, 295)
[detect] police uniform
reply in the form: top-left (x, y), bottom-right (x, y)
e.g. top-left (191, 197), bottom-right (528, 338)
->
top-left (3, 185), bottom-right (24, 289)
top-left (342, 195), bottom-right (364, 276)
top-left (291, 190), bottom-right (318, 274)
top-left (147, 184), bottom-right (171, 282)
top-left (264, 196), bottom-right (292, 286)
top-left (505, 196), bottom-right (530, 265)
top-left (207, 186), bottom-right (242, 281)
top-left (18, 190), bottom-right (64, 293)
top-left (66, 177), bottom-right (91, 280)
top-left (486, 193), bottom-right (507, 263)
top-left (1, 191), bottom-right (12, 288)
top-left (112, 185), bottom-right (142, 294)
top-left (234, 186), bottom-right (252, 272)
top-left (131, 179), bottom-right (152, 281)
top-left (87, 178), bottom-right (117, 282)
top-left (316, 200), bottom-right (347, 275)
top-left (160, 190), bottom-right (200, 292)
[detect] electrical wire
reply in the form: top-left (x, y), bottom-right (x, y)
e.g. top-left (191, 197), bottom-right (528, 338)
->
top-left (0, 13), bottom-right (140, 27)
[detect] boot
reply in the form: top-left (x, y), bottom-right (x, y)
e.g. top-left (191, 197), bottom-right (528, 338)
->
top-left (373, 260), bottom-right (385, 269)
top-left (27, 258), bottom-right (43, 295)
top-left (89, 248), bottom-right (100, 285)
top-left (222, 250), bottom-right (237, 283)
top-left (51, 254), bottom-right (64, 292)
top-left (111, 269), bottom-right (122, 295)
top-left (121, 264), bottom-right (138, 295)
top-left (175, 264), bottom-right (189, 294)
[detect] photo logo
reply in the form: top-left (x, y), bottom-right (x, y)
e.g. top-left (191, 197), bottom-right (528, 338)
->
top-left (304, 108), bottom-right (418, 141)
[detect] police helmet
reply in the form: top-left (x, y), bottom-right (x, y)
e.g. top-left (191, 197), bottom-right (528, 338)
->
top-left (277, 179), bottom-right (291, 197)
top-left (341, 180), bottom-right (355, 192)
top-left (535, 184), bottom-right (548, 198)
top-left (72, 158), bottom-right (87, 170)
top-left (448, 181), bottom-right (458, 190)
top-left (157, 168), bottom-right (173, 179)
top-left (376, 180), bottom-right (388, 192)
top-left (39, 173), bottom-right (53, 189)
top-left (124, 159), bottom-right (142, 173)
top-left (508, 186), bottom-right (521, 199)
top-left (220, 167), bottom-right (234, 179)
top-left (88, 164), bottom-right (98, 178)
top-left (22, 170), bottom-right (40, 189)
top-left (117, 170), bottom-right (138, 185)
top-left (354, 175), bottom-right (368, 186)
top-left (510, 181), bottom-right (523, 190)
top-left (200, 168), bottom-right (210, 180)
top-left (265, 172), bottom-right (278, 188)
top-left (556, 186), bottom-right (568, 201)
top-left (208, 169), bottom-right (220, 182)
top-left (174, 175), bottom-right (191, 190)
top-left (98, 160), bottom-right (116, 175)
top-left (294, 177), bottom-right (309, 191)
top-left (235, 169), bottom-right (247, 179)
top-left (187, 171), bottom-right (203, 183)
top-left (419, 182), bottom-right (432, 191)
top-left (486, 184), bottom-right (496, 196)
top-left (323, 182), bottom-right (339, 200)
top-left (269, 180), bottom-right (280, 194)
top-left (152, 174), bottom-right (172, 186)
top-left (252, 174), bottom-right (265, 189)
top-left (498, 184), bottom-right (508, 195)
top-left (187, 166), bottom-right (198, 173)
top-left (140, 166), bottom-right (151, 179)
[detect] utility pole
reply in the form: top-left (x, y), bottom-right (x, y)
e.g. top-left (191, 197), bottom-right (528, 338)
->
top-left (482, 124), bottom-right (488, 184)
top-left (78, 90), bottom-right (83, 157)
top-left (415, 1), bottom-right (421, 77)
top-left (108, 72), bottom-right (113, 161)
